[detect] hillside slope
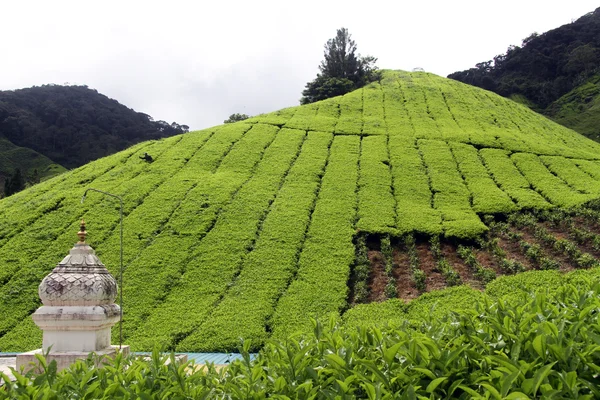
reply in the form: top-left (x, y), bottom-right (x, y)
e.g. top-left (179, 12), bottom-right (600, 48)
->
top-left (2, 71), bottom-right (600, 352)
top-left (0, 138), bottom-right (66, 190)
top-left (448, 7), bottom-right (600, 140)
top-left (545, 74), bottom-right (600, 141)
top-left (0, 85), bottom-right (188, 169)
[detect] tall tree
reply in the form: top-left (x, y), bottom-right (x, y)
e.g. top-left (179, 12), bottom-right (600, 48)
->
top-left (301, 28), bottom-right (379, 104)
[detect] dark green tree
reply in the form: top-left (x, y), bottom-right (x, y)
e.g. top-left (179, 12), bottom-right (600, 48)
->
top-left (301, 28), bottom-right (379, 104)
top-left (29, 168), bottom-right (40, 185)
top-left (4, 168), bottom-right (24, 197)
top-left (224, 113), bottom-right (250, 123)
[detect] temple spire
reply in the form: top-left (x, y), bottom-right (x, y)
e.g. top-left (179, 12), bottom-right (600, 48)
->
top-left (77, 219), bottom-right (87, 244)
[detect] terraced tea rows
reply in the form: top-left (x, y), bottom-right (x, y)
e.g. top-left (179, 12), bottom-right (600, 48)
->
top-left (2, 70), bottom-right (600, 352)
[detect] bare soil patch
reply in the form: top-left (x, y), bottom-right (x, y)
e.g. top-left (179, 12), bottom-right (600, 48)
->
top-left (441, 242), bottom-right (482, 290)
top-left (415, 242), bottom-right (446, 292)
top-left (367, 250), bottom-right (387, 302)
top-left (393, 247), bottom-right (419, 301)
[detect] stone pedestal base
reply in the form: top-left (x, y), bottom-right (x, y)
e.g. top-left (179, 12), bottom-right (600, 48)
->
top-left (33, 305), bottom-right (121, 353)
top-left (16, 345), bottom-right (130, 373)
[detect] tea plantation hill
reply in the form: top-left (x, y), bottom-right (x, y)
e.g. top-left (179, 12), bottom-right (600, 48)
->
top-left (2, 70), bottom-right (600, 353)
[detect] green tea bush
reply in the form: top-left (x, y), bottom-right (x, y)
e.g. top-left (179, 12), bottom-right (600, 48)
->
top-left (486, 270), bottom-right (563, 299)
top-left (405, 285), bottom-right (485, 323)
top-left (512, 153), bottom-right (594, 207)
top-left (405, 234), bottom-right (426, 292)
top-left (353, 235), bottom-right (371, 303)
top-left (389, 136), bottom-right (442, 235)
top-left (457, 244), bottom-right (496, 283)
top-left (479, 148), bottom-right (551, 209)
top-left (541, 155), bottom-right (600, 195)
top-left (343, 298), bottom-right (407, 328)
top-left (10, 282), bottom-right (600, 398)
top-left (451, 142), bottom-right (517, 213)
top-left (356, 136), bottom-right (396, 233)
top-left (271, 135), bottom-right (359, 339)
top-left (5, 70), bottom-right (600, 352)
top-left (130, 127), bottom-right (306, 350)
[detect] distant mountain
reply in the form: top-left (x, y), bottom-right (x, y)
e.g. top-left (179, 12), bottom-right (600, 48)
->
top-left (448, 7), bottom-right (600, 141)
top-left (0, 85), bottom-right (188, 170)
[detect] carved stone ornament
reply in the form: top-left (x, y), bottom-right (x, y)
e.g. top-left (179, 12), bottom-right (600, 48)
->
top-left (38, 220), bottom-right (118, 307)
top-left (28, 220), bottom-right (121, 354)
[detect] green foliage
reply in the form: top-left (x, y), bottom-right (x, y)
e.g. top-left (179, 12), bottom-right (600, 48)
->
top-left (389, 135), bottom-right (442, 236)
top-left (352, 235), bottom-right (371, 304)
top-left (176, 130), bottom-right (332, 351)
top-left (223, 112), bottom-right (250, 123)
top-left (457, 244), bottom-right (496, 284)
top-left (7, 281), bottom-right (600, 398)
top-left (486, 270), bottom-right (564, 299)
top-left (343, 298), bottom-right (406, 328)
top-left (450, 142), bottom-right (516, 213)
top-left (419, 139), bottom-right (488, 238)
top-left (271, 135), bottom-right (359, 339)
top-left (0, 138), bottom-right (66, 197)
top-left (450, 9), bottom-right (600, 143)
top-left (480, 148), bottom-right (551, 209)
top-left (356, 136), bottom-right (396, 233)
top-left (3, 168), bottom-right (24, 197)
top-left (301, 28), bottom-right (379, 104)
top-left (130, 125), bottom-right (305, 351)
top-left (4, 70), bottom-right (600, 352)
top-left (512, 153), bottom-right (595, 207)
top-left (429, 235), bottom-right (462, 286)
top-left (541, 155), bottom-right (600, 195)
top-left (404, 234), bottom-right (426, 292)
top-left (405, 285), bottom-right (486, 323)
top-left (547, 74), bottom-right (600, 141)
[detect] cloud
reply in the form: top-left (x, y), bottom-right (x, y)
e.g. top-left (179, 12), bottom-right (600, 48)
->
top-left (1, 0), bottom-right (599, 130)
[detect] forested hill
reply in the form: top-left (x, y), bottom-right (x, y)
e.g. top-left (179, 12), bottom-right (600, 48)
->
top-left (448, 7), bottom-right (600, 140)
top-left (0, 85), bottom-right (189, 169)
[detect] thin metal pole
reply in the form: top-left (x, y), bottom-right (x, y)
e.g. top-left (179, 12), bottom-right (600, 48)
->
top-left (119, 198), bottom-right (123, 350)
top-left (81, 188), bottom-right (124, 350)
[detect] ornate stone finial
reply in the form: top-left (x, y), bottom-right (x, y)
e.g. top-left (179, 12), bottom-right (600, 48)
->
top-left (77, 220), bottom-right (86, 243)
top-left (17, 217), bottom-right (127, 372)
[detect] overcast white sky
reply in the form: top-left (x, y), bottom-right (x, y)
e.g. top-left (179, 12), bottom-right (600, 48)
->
top-left (1, 1), bottom-right (598, 130)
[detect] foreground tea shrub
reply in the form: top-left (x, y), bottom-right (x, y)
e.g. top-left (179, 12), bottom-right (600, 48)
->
top-left (3, 280), bottom-right (600, 398)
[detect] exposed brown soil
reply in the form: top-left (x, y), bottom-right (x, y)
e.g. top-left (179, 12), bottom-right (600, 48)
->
top-left (349, 210), bottom-right (600, 304)
top-left (518, 223), bottom-right (574, 272)
top-left (393, 247), bottom-right (420, 300)
top-left (573, 215), bottom-right (600, 231)
top-left (543, 221), bottom-right (600, 260)
top-left (475, 248), bottom-right (503, 276)
top-left (367, 250), bottom-right (388, 302)
top-left (495, 236), bottom-right (535, 271)
top-left (442, 242), bottom-right (482, 290)
top-left (416, 242), bottom-right (446, 293)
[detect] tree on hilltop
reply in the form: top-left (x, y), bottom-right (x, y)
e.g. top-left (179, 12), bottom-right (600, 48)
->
top-left (300, 28), bottom-right (380, 104)
top-left (224, 113), bottom-right (250, 123)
